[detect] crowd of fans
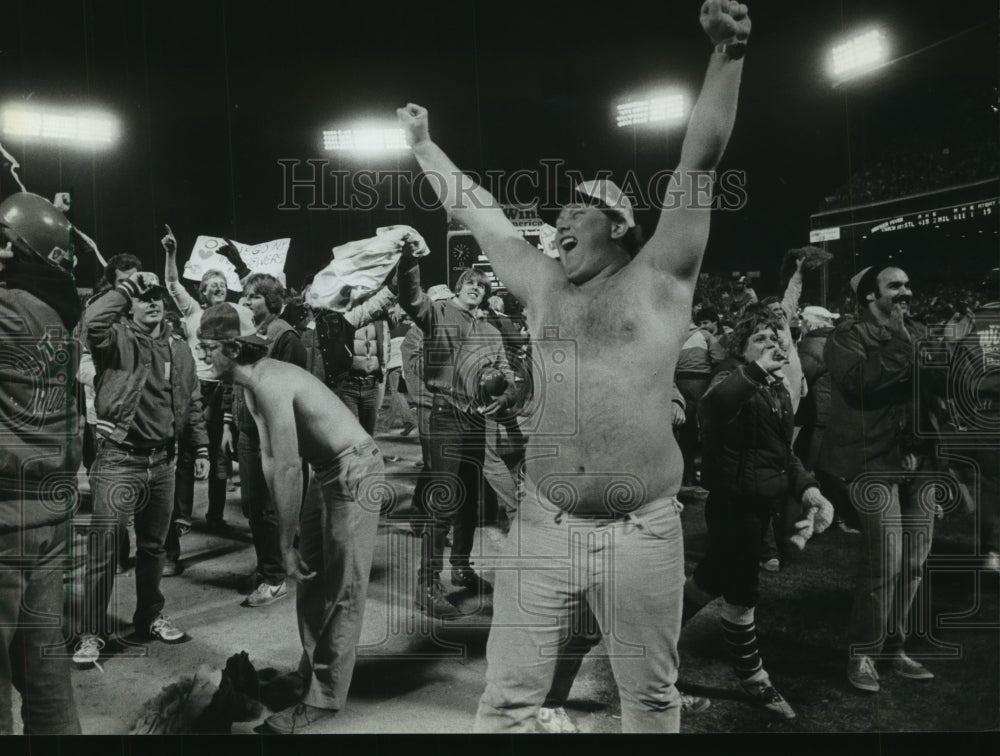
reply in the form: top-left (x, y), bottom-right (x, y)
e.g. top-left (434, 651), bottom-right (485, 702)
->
top-left (822, 93), bottom-right (999, 210)
top-left (1, 2), bottom-right (996, 734)
top-left (3, 189), bottom-right (997, 734)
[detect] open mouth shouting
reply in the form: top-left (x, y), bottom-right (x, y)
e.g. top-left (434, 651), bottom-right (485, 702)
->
top-left (559, 235), bottom-right (578, 253)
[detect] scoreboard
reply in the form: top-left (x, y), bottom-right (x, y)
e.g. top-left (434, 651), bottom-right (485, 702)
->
top-left (445, 206), bottom-right (557, 292)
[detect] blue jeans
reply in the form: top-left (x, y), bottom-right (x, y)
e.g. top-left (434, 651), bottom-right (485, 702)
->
top-left (378, 368), bottom-right (416, 431)
top-left (417, 397), bottom-right (486, 577)
top-left (847, 478), bottom-right (936, 658)
top-left (81, 441), bottom-right (174, 635)
top-left (475, 484), bottom-right (686, 733)
top-left (334, 375), bottom-right (381, 437)
top-left (238, 431), bottom-right (286, 586)
top-left (172, 381), bottom-right (229, 529)
top-left (296, 439), bottom-right (384, 711)
top-left (0, 521), bottom-right (81, 734)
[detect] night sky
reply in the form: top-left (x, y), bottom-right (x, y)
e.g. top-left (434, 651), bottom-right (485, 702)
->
top-left (1, 0), bottom-right (997, 294)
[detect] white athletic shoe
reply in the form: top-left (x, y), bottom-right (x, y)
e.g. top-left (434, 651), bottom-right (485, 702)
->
top-left (72, 634), bottom-right (104, 666)
top-left (536, 706), bottom-right (579, 733)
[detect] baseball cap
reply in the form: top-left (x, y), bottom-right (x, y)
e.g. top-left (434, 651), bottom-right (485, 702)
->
top-left (575, 179), bottom-right (636, 228)
top-left (135, 272), bottom-right (169, 301)
top-left (801, 305), bottom-right (840, 327)
top-left (198, 302), bottom-right (268, 346)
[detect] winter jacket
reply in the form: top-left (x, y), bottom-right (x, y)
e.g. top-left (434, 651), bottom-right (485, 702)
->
top-left (84, 284), bottom-right (207, 448)
top-left (0, 288), bottom-right (84, 530)
top-left (796, 326), bottom-right (834, 429)
top-left (699, 358), bottom-right (817, 501)
top-left (676, 325), bottom-right (727, 377)
top-left (303, 287), bottom-right (395, 387)
top-left (819, 309), bottom-right (934, 480)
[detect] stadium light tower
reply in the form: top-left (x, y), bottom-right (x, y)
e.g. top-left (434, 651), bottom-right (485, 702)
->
top-left (322, 124), bottom-right (408, 154)
top-left (827, 28), bottom-right (891, 84)
top-left (616, 89), bottom-right (690, 129)
top-left (1, 102), bottom-right (121, 150)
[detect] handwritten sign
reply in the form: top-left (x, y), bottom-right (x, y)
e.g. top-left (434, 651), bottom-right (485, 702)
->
top-left (183, 236), bottom-right (290, 291)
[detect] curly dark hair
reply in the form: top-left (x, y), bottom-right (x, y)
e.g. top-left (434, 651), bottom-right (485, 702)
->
top-left (721, 303), bottom-right (786, 361)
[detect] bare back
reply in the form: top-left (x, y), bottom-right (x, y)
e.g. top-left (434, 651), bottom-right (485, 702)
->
top-left (243, 358), bottom-right (371, 466)
top-left (523, 264), bottom-right (692, 514)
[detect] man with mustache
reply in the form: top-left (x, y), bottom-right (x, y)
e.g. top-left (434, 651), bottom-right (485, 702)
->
top-left (820, 263), bottom-right (939, 692)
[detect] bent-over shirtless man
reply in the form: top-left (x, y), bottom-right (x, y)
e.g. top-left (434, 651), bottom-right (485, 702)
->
top-left (198, 302), bottom-right (385, 734)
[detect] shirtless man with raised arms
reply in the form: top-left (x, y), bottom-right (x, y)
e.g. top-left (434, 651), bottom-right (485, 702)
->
top-left (397, 0), bottom-right (752, 733)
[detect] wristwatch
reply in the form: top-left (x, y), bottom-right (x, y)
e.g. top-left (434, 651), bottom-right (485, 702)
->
top-left (716, 41), bottom-right (747, 60)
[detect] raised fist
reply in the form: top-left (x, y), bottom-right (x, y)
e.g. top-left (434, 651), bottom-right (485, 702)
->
top-left (701, 0), bottom-right (751, 46)
top-left (396, 103), bottom-right (431, 148)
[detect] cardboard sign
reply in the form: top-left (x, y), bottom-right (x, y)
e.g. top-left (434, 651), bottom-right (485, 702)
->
top-left (183, 236), bottom-right (290, 291)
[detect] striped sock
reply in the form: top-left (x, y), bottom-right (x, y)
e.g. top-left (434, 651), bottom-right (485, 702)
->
top-left (721, 616), bottom-right (763, 681)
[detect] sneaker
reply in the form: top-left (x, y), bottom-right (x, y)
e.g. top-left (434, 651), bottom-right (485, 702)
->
top-left (740, 677), bottom-right (796, 719)
top-left (415, 579), bottom-right (464, 618)
top-left (451, 566), bottom-right (493, 594)
top-left (244, 581), bottom-right (288, 607)
top-left (681, 693), bottom-right (711, 713)
top-left (891, 652), bottom-right (934, 680)
top-left (760, 558), bottom-right (780, 573)
top-left (264, 702), bottom-right (337, 734)
top-left (147, 614), bottom-right (186, 643)
top-left (72, 634), bottom-right (104, 666)
top-left (162, 559), bottom-right (182, 577)
top-left (847, 654), bottom-right (880, 692)
top-left (536, 706), bottom-right (578, 733)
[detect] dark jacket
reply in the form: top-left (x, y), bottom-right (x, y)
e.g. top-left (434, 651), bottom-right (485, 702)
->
top-left (84, 284), bottom-right (207, 448)
top-left (819, 309), bottom-right (933, 479)
top-left (0, 289), bottom-right (84, 530)
top-left (303, 288), bottom-right (395, 388)
top-left (699, 358), bottom-right (817, 501)
top-left (945, 302), bottom-right (1000, 433)
top-left (796, 326), bottom-right (834, 429)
